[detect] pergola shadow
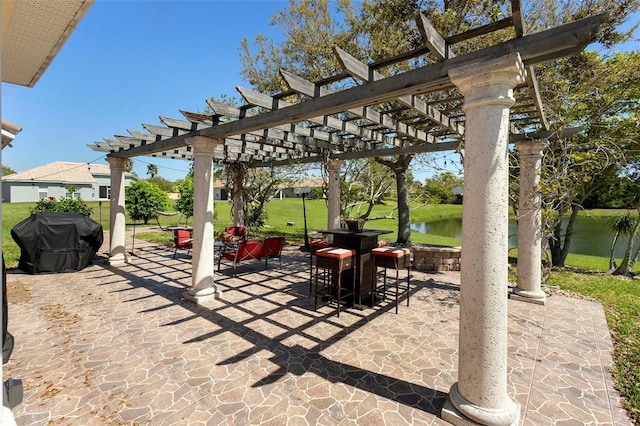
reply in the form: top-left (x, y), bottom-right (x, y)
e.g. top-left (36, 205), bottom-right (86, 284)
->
top-left (101, 245), bottom-right (455, 419)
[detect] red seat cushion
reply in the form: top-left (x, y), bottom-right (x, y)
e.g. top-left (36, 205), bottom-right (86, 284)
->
top-left (372, 247), bottom-right (410, 258)
top-left (310, 240), bottom-right (330, 248)
top-left (316, 247), bottom-right (355, 259)
top-left (310, 240), bottom-right (330, 255)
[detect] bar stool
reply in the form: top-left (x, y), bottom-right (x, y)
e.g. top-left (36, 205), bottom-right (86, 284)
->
top-left (371, 247), bottom-right (411, 314)
top-left (309, 239), bottom-right (330, 293)
top-left (314, 247), bottom-right (356, 317)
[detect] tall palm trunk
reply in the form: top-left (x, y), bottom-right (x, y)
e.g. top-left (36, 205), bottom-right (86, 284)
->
top-left (614, 208), bottom-right (640, 276)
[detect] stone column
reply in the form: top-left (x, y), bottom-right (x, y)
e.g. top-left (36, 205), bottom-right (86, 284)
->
top-left (230, 164), bottom-right (245, 226)
top-left (512, 140), bottom-right (547, 304)
top-left (441, 53), bottom-right (525, 426)
top-left (183, 137), bottom-right (222, 304)
top-left (106, 156), bottom-right (128, 266)
top-left (326, 159), bottom-right (342, 230)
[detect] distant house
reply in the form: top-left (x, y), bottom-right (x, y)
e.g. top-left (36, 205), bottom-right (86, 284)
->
top-left (278, 177), bottom-right (324, 198)
top-left (2, 161), bottom-right (137, 202)
top-left (213, 179), bottom-right (229, 201)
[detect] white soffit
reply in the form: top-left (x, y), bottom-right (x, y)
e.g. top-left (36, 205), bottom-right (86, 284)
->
top-left (1, 0), bottom-right (93, 87)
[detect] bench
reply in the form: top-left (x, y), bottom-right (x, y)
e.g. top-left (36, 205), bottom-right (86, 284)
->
top-left (217, 237), bottom-right (285, 276)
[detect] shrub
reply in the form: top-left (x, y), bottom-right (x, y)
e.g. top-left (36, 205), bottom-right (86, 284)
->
top-left (125, 181), bottom-right (170, 224)
top-left (30, 196), bottom-right (93, 215)
top-left (174, 177), bottom-right (194, 219)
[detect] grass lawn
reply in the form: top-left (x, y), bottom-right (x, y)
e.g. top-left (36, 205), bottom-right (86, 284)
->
top-left (2, 199), bottom-right (638, 423)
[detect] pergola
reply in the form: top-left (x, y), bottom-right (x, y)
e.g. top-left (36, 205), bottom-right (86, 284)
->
top-left (90, 5), bottom-right (606, 425)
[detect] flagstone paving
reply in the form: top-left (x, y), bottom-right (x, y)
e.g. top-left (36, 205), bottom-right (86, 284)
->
top-left (3, 237), bottom-right (632, 425)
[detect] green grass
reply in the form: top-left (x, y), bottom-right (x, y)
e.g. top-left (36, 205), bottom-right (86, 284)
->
top-left (2, 199), bottom-right (638, 423)
top-left (1, 201), bottom-right (189, 268)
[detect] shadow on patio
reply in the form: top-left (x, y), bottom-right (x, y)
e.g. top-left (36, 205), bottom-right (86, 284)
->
top-left (4, 241), bottom-right (631, 425)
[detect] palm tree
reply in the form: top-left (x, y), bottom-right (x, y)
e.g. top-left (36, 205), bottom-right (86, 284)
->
top-left (147, 164), bottom-right (158, 179)
top-left (608, 212), bottom-right (636, 271)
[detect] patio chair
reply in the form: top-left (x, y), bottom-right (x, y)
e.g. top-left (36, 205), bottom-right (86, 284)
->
top-left (217, 239), bottom-right (263, 276)
top-left (261, 236), bottom-right (285, 268)
top-left (314, 247), bottom-right (355, 317)
top-left (308, 239), bottom-right (330, 292)
top-left (173, 229), bottom-right (193, 258)
top-left (371, 247), bottom-right (411, 314)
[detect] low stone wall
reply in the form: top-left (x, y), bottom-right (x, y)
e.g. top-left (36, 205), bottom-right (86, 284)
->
top-left (412, 245), bottom-right (461, 272)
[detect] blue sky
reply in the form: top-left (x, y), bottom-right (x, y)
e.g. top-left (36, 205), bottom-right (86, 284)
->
top-left (2, 0), bottom-right (288, 182)
top-left (2, 1), bottom-right (638, 183)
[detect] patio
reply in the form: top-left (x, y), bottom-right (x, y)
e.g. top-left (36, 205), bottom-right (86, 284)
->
top-left (3, 235), bottom-right (631, 425)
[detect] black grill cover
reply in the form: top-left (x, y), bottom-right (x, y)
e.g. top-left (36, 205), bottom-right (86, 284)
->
top-left (11, 212), bottom-right (104, 274)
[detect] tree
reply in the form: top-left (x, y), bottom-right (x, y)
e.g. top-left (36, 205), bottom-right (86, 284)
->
top-left (376, 155), bottom-right (414, 243)
top-left (422, 171), bottom-right (464, 204)
top-left (240, 0), bottom-right (421, 243)
top-left (174, 177), bottom-right (194, 221)
top-left (606, 159), bottom-right (640, 275)
top-left (334, 158), bottom-right (394, 222)
top-left (124, 159), bottom-right (135, 175)
top-left (125, 181), bottom-right (170, 225)
top-left (534, 51), bottom-right (640, 267)
top-left (222, 163), bottom-right (304, 230)
top-left (2, 165), bottom-right (15, 176)
top-left (240, 0), bottom-right (356, 95)
top-left (146, 164), bottom-right (159, 179)
top-left (147, 176), bottom-right (175, 193)
top-left (239, 0), bottom-right (639, 253)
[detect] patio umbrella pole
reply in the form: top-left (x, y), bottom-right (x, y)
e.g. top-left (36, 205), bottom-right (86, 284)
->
top-left (131, 221), bottom-right (136, 255)
top-left (302, 192), bottom-right (309, 251)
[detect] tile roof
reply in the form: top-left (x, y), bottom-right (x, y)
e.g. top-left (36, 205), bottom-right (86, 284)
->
top-left (2, 161), bottom-right (110, 184)
top-left (284, 177), bottom-right (324, 188)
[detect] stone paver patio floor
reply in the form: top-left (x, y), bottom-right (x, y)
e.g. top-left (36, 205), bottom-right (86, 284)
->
top-left (4, 238), bottom-right (632, 425)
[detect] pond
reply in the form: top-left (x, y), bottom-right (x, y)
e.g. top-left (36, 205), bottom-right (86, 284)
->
top-left (411, 216), bottom-right (630, 258)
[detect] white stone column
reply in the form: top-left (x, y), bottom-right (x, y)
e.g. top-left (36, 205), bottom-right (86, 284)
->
top-left (326, 159), bottom-right (342, 230)
top-left (106, 156), bottom-right (128, 266)
top-left (231, 164), bottom-right (245, 226)
top-left (442, 53), bottom-right (525, 426)
top-left (183, 137), bottom-right (222, 304)
top-left (512, 140), bottom-right (547, 304)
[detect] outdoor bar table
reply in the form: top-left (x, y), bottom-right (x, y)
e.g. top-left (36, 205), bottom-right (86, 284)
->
top-left (318, 228), bottom-right (391, 309)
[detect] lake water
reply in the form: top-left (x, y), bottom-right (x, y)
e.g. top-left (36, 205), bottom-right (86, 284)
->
top-left (411, 216), bottom-right (630, 258)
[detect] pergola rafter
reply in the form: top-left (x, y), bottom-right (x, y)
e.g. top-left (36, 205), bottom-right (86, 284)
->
top-left (89, 6), bottom-right (601, 167)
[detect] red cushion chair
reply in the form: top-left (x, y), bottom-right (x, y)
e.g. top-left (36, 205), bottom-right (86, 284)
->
top-left (371, 247), bottom-right (411, 314)
top-left (217, 239), bottom-right (263, 276)
top-left (260, 237), bottom-right (285, 268)
top-left (313, 247), bottom-right (356, 317)
top-left (308, 240), bottom-right (330, 292)
top-left (173, 229), bottom-right (193, 258)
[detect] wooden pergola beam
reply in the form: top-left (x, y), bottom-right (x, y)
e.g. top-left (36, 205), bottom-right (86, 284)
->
top-left (334, 46), bottom-right (464, 136)
top-left (105, 13), bottom-right (605, 160)
top-left (252, 140), bottom-right (460, 168)
top-left (280, 69), bottom-right (435, 146)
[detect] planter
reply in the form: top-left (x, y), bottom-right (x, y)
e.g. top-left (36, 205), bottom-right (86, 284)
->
top-left (412, 244), bottom-right (461, 272)
top-left (345, 218), bottom-right (366, 232)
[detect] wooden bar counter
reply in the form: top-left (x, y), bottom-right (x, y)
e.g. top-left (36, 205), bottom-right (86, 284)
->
top-left (319, 229), bottom-right (391, 309)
